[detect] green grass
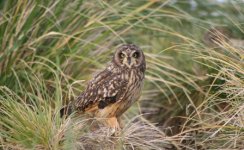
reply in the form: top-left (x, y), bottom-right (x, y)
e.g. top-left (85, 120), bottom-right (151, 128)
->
top-left (0, 0), bottom-right (244, 149)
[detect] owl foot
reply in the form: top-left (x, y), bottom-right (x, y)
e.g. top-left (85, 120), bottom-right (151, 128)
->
top-left (110, 126), bottom-right (121, 136)
top-left (104, 117), bottom-right (121, 136)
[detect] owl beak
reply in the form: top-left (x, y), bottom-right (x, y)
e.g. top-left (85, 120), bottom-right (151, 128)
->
top-left (125, 57), bottom-right (132, 68)
top-left (127, 57), bottom-right (131, 65)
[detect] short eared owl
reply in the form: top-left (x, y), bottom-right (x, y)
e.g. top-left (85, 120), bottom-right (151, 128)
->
top-left (62, 44), bottom-right (146, 131)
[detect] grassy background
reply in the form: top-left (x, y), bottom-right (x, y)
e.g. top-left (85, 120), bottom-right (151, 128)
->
top-left (0, 0), bottom-right (243, 149)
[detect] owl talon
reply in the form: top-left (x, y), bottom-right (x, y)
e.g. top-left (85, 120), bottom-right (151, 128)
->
top-left (110, 128), bottom-right (116, 134)
top-left (103, 117), bottom-right (121, 136)
top-left (110, 127), bottom-right (121, 136)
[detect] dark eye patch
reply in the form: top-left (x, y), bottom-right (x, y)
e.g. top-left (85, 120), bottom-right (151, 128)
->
top-left (132, 52), bottom-right (140, 58)
top-left (119, 53), bottom-right (125, 58)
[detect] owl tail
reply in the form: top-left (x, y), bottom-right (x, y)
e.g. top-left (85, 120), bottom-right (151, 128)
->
top-left (60, 104), bottom-right (73, 118)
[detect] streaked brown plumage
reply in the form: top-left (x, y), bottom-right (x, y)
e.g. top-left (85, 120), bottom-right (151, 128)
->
top-left (62, 44), bottom-right (146, 132)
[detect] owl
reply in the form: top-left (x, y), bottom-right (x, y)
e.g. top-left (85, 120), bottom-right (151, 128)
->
top-left (61, 44), bottom-right (146, 132)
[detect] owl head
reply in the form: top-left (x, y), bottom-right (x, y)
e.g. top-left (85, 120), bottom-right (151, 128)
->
top-left (113, 44), bottom-right (146, 70)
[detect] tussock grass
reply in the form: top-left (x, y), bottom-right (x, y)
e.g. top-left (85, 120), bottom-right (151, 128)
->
top-left (0, 0), bottom-right (244, 149)
top-left (180, 31), bottom-right (244, 149)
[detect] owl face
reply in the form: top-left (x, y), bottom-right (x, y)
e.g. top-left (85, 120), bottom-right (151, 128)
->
top-left (113, 44), bottom-right (145, 69)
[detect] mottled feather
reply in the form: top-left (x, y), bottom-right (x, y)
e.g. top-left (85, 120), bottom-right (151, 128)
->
top-left (75, 65), bottom-right (128, 112)
top-left (62, 44), bottom-right (146, 131)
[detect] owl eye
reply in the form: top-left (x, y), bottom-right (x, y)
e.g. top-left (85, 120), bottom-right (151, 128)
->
top-left (119, 53), bottom-right (125, 58)
top-left (132, 52), bottom-right (139, 58)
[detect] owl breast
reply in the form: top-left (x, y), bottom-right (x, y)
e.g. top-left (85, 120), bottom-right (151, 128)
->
top-left (96, 68), bottom-right (144, 118)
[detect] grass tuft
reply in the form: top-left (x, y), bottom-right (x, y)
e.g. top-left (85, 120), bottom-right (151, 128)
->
top-left (0, 0), bottom-right (243, 149)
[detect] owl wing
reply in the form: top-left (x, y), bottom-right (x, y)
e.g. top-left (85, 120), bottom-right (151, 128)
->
top-left (74, 68), bottom-right (127, 112)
